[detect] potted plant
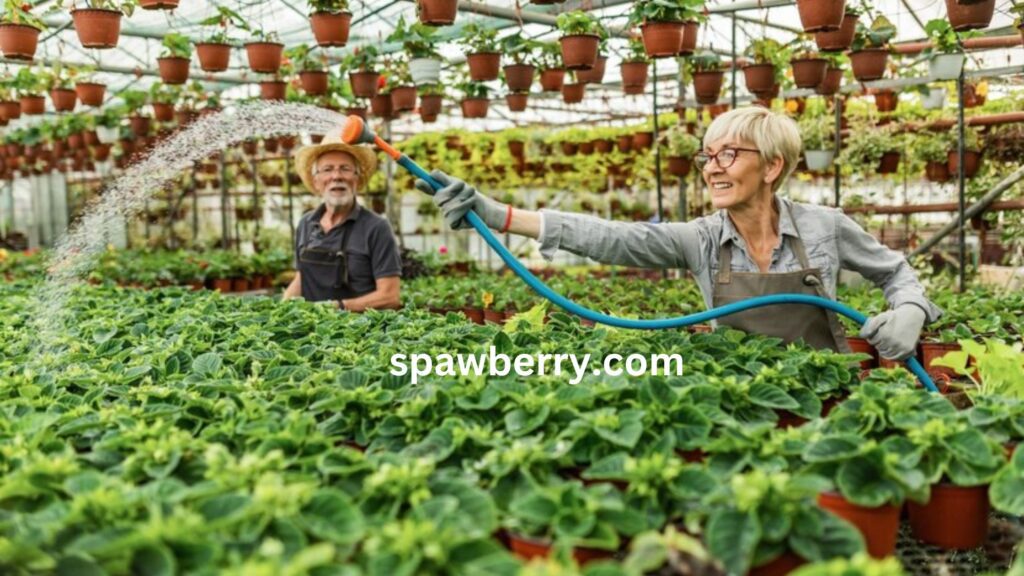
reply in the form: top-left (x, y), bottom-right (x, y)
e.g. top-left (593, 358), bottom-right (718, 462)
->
top-left (459, 22), bottom-right (501, 81)
top-left (345, 46), bottom-right (381, 98)
top-left (815, 4), bottom-right (862, 52)
top-left (120, 89), bottom-right (150, 137)
top-left (285, 44), bottom-right (328, 96)
top-left (536, 41), bottom-right (565, 92)
top-left (815, 52), bottom-right (846, 96)
top-left (501, 32), bottom-right (538, 92)
top-left (561, 72), bottom-right (585, 104)
top-left (839, 120), bottom-right (902, 176)
top-left (575, 36), bottom-right (609, 84)
top-left (505, 89), bottom-right (528, 113)
top-left (196, 6), bottom-right (242, 72)
top-left (621, 37), bottom-right (650, 96)
top-left (796, 0), bottom-right (845, 33)
top-left (918, 131), bottom-right (954, 183)
top-left (799, 114), bottom-right (836, 172)
top-left (848, 15), bottom-right (895, 82)
top-left (308, 0), bottom-right (351, 47)
top-left (0, 1), bottom-right (45, 60)
top-left (157, 32), bottom-right (192, 85)
top-left (555, 11), bottom-right (605, 70)
top-left (385, 16), bottom-right (442, 86)
top-left (43, 61), bottom-right (79, 112)
top-left (94, 105), bottom-right (124, 143)
top-left (244, 27), bottom-right (284, 74)
top-left (60, 0), bottom-right (134, 49)
top-left (149, 83), bottom-right (178, 122)
top-left (456, 76), bottom-right (489, 119)
top-left (13, 67), bottom-right (46, 114)
top-left (923, 19), bottom-right (977, 81)
top-left (629, 0), bottom-right (703, 58)
top-left (664, 125), bottom-right (699, 177)
top-left (418, 84), bottom-right (444, 122)
top-left (790, 41), bottom-right (828, 89)
top-left (416, 0), bottom-right (457, 26)
top-left (71, 67), bottom-right (105, 107)
top-left (945, 0), bottom-right (995, 31)
top-left (386, 58), bottom-right (417, 112)
top-left (688, 51), bottom-right (722, 104)
top-left (743, 38), bottom-right (788, 95)
top-left (947, 125), bottom-right (983, 178)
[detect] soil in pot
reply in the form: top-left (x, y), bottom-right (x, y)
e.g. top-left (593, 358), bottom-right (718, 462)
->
top-left (907, 483), bottom-right (989, 549)
top-left (817, 492), bottom-right (900, 558)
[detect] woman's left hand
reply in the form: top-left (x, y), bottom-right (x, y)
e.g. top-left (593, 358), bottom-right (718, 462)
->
top-left (859, 305), bottom-right (927, 360)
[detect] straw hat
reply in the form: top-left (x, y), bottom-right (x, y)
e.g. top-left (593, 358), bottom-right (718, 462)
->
top-left (293, 129), bottom-right (378, 193)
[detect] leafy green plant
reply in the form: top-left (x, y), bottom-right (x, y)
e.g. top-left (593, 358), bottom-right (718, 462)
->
top-left (628, 0), bottom-right (706, 25)
top-left (119, 89), bottom-right (148, 114)
top-left (932, 339), bottom-right (1024, 399)
top-left (923, 18), bottom-right (980, 55)
top-left (535, 41), bottom-right (563, 70)
top-left (850, 15), bottom-right (896, 51)
top-left (456, 78), bottom-right (490, 100)
top-left (1, 0), bottom-right (46, 28)
top-left (500, 31), bottom-right (540, 66)
top-left (11, 67), bottom-right (45, 95)
top-left (458, 22), bottom-right (500, 54)
top-left (555, 11), bottom-right (605, 37)
top-left (57, 0), bottom-right (137, 16)
top-left (198, 6), bottom-right (248, 43)
top-left (387, 15), bottom-right (441, 59)
top-left (625, 36), bottom-right (651, 63)
top-left (790, 553), bottom-right (907, 576)
top-left (664, 125), bottom-right (700, 157)
top-left (161, 32), bottom-right (193, 58)
top-left (801, 433), bottom-right (928, 506)
top-left (799, 114), bottom-right (835, 151)
top-left (149, 83), bottom-right (180, 104)
top-left (285, 43), bottom-right (325, 72)
top-left (343, 45), bottom-right (378, 72)
top-left (916, 130), bottom-right (954, 163)
top-left (687, 51), bottom-right (721, 72)
top-left (837, 119), bottom-right (901, 168)
top-left (990, 445), bottom-right (1024, 516)
top-left (307, 0), bottom-right (349, 13)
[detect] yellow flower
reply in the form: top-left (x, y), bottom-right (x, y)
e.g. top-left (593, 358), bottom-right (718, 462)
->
top-left (784, 99), bottom-right (800, 114)
top-left (482, 291), bottom-right (494, 310)
top-left (106, 243), bottom-right (116, 252)
top-left (975, 81), bottom-right (988, 97)
top-left (0, 248), bottom-right (7, 261)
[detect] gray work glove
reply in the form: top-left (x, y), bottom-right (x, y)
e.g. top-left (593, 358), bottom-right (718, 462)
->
top-left (414, 170), bottom-right (508, 231)
top-left (860, 304), bottom-right (927, 360)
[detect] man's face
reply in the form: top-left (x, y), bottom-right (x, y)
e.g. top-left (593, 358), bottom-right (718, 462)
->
top-left (314, 151), bottom-right (360, 210)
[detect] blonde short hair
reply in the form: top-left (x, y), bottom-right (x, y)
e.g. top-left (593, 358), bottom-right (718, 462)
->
top-left (703, 106), bottom-right (802, 192)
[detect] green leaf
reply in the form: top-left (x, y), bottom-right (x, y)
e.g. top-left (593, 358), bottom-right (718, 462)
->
top-left (836, 455), bottom-right (901, 507)
top-left (804, 435), bottom-right (862, 463)
top-left (56, 555), bottom-right (106, 576)
top-left (789, 509), bottom-right (864, 562)
top-left (191, 352), bottom-right (222, 376)
top-left (297, 489), bottom-right (365, 545)
top-left (130, 544), bottom-right (175, 576)
top-left (706, 509), bottom-right (761, 575)
top-left (505, 405), bottom-right (550, 436)
top-left (748, 382), bottom-right (800, 410)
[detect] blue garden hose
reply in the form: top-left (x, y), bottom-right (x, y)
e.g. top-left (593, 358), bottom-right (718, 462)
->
top-left (397, 152), bottom-right (937, 392)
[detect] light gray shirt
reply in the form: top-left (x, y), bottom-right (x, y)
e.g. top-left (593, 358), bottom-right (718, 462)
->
top-left (536, 196), bottom-right (942, 323)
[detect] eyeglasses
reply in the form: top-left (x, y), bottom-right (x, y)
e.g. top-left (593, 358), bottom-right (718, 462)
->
top-left (694, 147), bottom-right (760, 170)
top-left (316, 165), bottom-right (360, 177)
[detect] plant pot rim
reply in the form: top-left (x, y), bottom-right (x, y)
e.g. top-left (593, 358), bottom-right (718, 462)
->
top-left (260, 80), bottom-right (287, 85)
top-left (792, 56), bottom-right (827, 63)
top-left (468, 51), bottom-right (500, 56)
top-left (309, 10), bottom-right (352, 16)
top-left (70, 7), bottom-right (123, 15)
top-left (195, 41), bottom-right (231, 47)
top-left (851, 47), bottom-right (890, 54)
top-left (0, 22), bottom-right (42, 31)
top-left (743, 62), bottom-right (775, 69)
top-left (559, 33), bottom-right (600, 40)
top-left (74, 81), bottom-right (105, 87)
top-left (299, 69), bottom-right (328, 75)
top-left (641, 19), bottom-right (686, 26)
top-left (244, 40), bottom-right (284, 48)
top-left (462, 97), bottom-right (489, 102)
top-left (157, 55), bottom-right (189, 62)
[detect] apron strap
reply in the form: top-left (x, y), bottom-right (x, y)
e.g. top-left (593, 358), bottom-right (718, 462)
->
top-left (783, 202), bottom-right (812, 270)
top-left (717, 242), bottom-right (732, 284)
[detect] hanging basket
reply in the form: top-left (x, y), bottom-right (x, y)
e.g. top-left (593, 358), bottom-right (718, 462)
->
top-left (877, 151), bottom-right (900, 174)
top-left (0, 100), bottom-right (20, 121)
top-left (504, 64), bottom-right (535, 91)
top-left (849, 49), bottom-right (889, 81)
top-left (742, 64), bottom-right (775, 94)
top-left (640, 21), bottom-right (683, 58)
top-left (417, 0), bottom-right (458, 25)
top-left (419, 94), bottom-right (443, 117)
top-left (299, 70), bottom-right (329, 95)
top-left (390, 85), bottom-right (417, 112)
top-left (667, 156), bottom-right (692, 177)
top-left (71, 8), bottom-right (122, 49)
top-left (157, 56), bottom-right (190, 85)
top-left (244, 41), bottom-right (284, 74)
top-left (409, 57), bottom-right (442, 85)
top-left (561, 82), bottom-right (585, 104)
top-left (506, 92), bottom-right (528, 112)
top-left (370, 93), bottom-right (394, 119)
top-left (309, 11), bottom-right (352, 47)
top-left (805, 150), bottom-right (835, 172)
top-left (925, 160), bottom-right (952, 182)
top-left (539, 68), bottom-right (566, 92)
top-left (945, 0), bottom-right (995, 31)
top-left (0, 23), bottom-right (40, 60)
top-left (349, 71), bottom-right (381, 98)
top-left (796, 0), bottom-right (845, 32)
top-left (50, 88), bottom-right (78, 112)
top-left (693, 70), bottom-right (724, 104)
top-left (152, 102), bottom-right (175, 122)
top-left (259, 80), bottom-right (286, 101)
top-left (195, 42), bottom-right (231, 72)
top-left (678, 21), bottom-right (699, 55)
top-left (130, 115), bottom-right (151, 137)
top-left (791, 58), bottom-right (828, 89)
top-left (929, 53), bottom-right (966, 80)
top-left (947, 149), bottom-right (983, 178)
top-left (74, 82), bottom-right (106, 107)
top-left (621, 61), bottom-right (649, 92)
top-left (874, 90), bottom-right (898, 112)
top-left (467, 52), bottom-right (501, 81)
top-left (559, 34), bottom-right (600, 70)
top-left (815, 13), bottom-right (858, 52)
top-left (574, 56), bottom-right (606, 84)
top-left (460, 98), bottom-right (489, 119)
top-left (815, 67), bottom-right (843, 96)
top-left (19, 94), bottom-right (45, 115)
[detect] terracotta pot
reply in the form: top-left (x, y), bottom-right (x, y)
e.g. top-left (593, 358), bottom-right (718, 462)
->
top-left (506, 92), bottom-right (528, 112)
top-left (84, 130), bottom-right (99, 146)
top-left (460, 98), bottom-right (489, 119)
top-left (574, 56), bottom-right (606, 84)
top-left (743, 64), bottom-right (776, 93)
top-left (878, 151), bottom-right (900, 174)
top-left (947, 149), bottom-right (982, 178)
top-left (874, 90), bottom-right (898, 112)
top-left (945, 0), bottom-right (995, 31)
top-left (791, 58), bottom-right (827, 89)
top-left (50, 88), bottom-right (77, 112)
top-left (390, 85), bottom-right (417, 112)
top-left (640, 21), bottom-right (684, 58)
top-left (195, 43), bottom-right (231, 72)
top-left (467, 52), bottom-right (501, 81)
top-left (212, 278), bottom-right (232, 293)
top-left (776, 411), bottom-right (808, 429)
top-left (579, 141), bottom-right (595, 155)
top-left (508, 140), bottom-right (525, 158)
top-left (750, 552), bottom-right (806, 576)
top-left (504, 63), bottom-right (535, 91)
top-left (129, 115), bottom-right (150, 138)
top-left (846, 337), bottom-right (878, 369)
top-left (594, 139), bottom-right (613, 153)
top-left (71, 8), bottom-right (122, 49)
top-left (633, 131), bottom-right (653, 150)
top-left (616, 135), bottom-right (632, 152)
top-left (908, 483), bottom-right (989, 549)
top-left (19, 94), bottom-right (45, 115)
top-left (816, 13), bottom-right (858, 52)
top-left (797, 0), bottom-right (845, 32)
top-left (483, 309), bottom-right (504, 324)
top-left (257, 80), bottom-right (285, 101)
top-left (0, 23), bottom-right (40, 60)
top-left (72, 82), bottom-right (105, 107)
top-left (154, 56), bottom-right (188, 85)
top-left (244, 41), bottom-right (284, 74)
top-left (621, 60), bottom-right (649, 91)
top-left (347, 78), bottom-right (379, 105)
top-left (507, 532), bottom-right (614, 566)
top-left (818, 492), bottom-right (900, 558)
top-left (92, 143), bottom-right (112, 161)
top-left (693, 70), bottom-right (724, 104)
top-left (678, 20), bottom-right (699, 55)
top-left (850, 49), bottom-right (889, 81)
top-left (560, 142), bottom-right (578, 156)
top-left (461, 307), bottom-right (485, 324)
top-left (539, 68), bottom-right (566, 92)
top-left (925, 161), bottom-right (951, 183)
top-left (561, 82), bottom-right (585, 104)
top-left (559, 34), bottom-right (600, 69)
top-left (298, 70), bottom-right (328, 95)
top-left (667, 156), bottom-right (692, 177)
top-left (67, 132), bottom-right (84, 149)
top-left (919, 341), bottom-right (961, 380)
top-left (417, 0), bottom-right (458, 25)
top-left (0, 100), bottom-right (18, 122)
top-left (139, 0), bottom-right (179, 8)
top-left (231, 278), bottom-right (250, 293)
top-left (309, 11), bottom-right (351, 47)
top-left (815, 67), bottom-right (844, 96)
top-left (150, 102), bottom-right (174, 122)
top-left (344, 107), bottom-right (367, 121)
top-left (370, 93), bottom-right (393, 119)
top-left (419, 93), bottom-right (443, 117)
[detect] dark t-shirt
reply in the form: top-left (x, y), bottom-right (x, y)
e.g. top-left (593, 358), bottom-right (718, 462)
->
top-left (294, 203), bottom-right (401, 302)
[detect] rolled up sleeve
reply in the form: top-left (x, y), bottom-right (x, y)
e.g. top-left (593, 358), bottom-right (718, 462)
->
top-left (836, 212), bottom-right (942, 323)
top-left (537, 209), bottom-right (703, 270)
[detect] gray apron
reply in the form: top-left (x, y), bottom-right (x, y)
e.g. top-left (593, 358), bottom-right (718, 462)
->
top-left (711, 208), bottom-right (850, 353)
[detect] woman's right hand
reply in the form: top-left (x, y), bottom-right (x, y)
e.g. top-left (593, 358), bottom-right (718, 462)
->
top-left (414, 170), bottom-right (509, 231)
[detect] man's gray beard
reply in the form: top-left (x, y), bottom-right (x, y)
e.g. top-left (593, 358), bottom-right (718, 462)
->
top-left (323, 192), bottom-right (355, 210)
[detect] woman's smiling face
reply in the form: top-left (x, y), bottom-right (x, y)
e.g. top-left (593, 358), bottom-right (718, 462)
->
top-left (699, 137), bottom-right (769, 211)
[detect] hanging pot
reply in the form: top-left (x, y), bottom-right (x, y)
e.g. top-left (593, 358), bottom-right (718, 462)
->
top-left (945, 0), bottom-right (995, 31)
top-left (743, 64), bottom-right (776, 93)
top-left (849, 49), bottom-right (889, 81)
top-left (929, 52), bottom-right (966, 80)
top-left (370, 93), bottom-right (394, 119)
top-left (390, 85), bottom-right (417, 112)
top-left (559, 34), bottom-right (600, 69)
top-left (561, 82), bottom-right (585, 104)
top-left (152, 102), bottom-right (175, 122)
top-left (791, 58), bottom-right (828, 89)
top-left (947, 149), bottom-right (982, 178)
top-left (467, 52), bottom-right (501, 81)
top-left (419, 93), bottom-right (443, 117)
top-left (74, 82), bottom-right (106, 107)
top-left (157, 56), bottom-right (190, 84)
top-left (70, 8), bottom-right (122, 49)
top-left (539, 68), bottom-right (566, 92)
top-left (460, 97), bottom-right (489, 119)
top-left (67, 132), bottom-right (84, 150)
top-left (925, 160), bottom-right (952, 182)
top-left (804, 150), bottom-right (835, 172)
top-left (349, 71), bottom-right (381, 98)
top-left (409, 57), bottom-right (442, 85)
top-left (796, 0), bottom-right (846, 32)
top-left (908, 483), bottom-right (989, 549)
top-left (299, 70), bottom-right (329, 95)
top-left (639, 21), bottom-right (684, 58)
top-left (139, 0), bottom-right (179, 8)
top-left (693, 70), bottom-right (724, 104)
top-left (344, 107), bottom-right (367, 122)
top-left (561, 142), bottom-right (578, 156)
top-left (621, 60), bottom-right (649, 92)
top-left (19, 94), bottom-right (45, 115)
top-left (96, 125), bottom-right (119, 144)
top-left (877, 151), bottom-right (900, 174)
top-left (815, 67), bottom-right (843, 96)
top-left (0, 23), bottom-right (40, 60)
top-left (244, 41), bottom-right (284, 74)
top-left (506, 92), bottom-right (528, 112)
top-left (309, 11), bottom-right (352, 47)
top-left (0, 101), bottom-right (19, 122)
top-left (50, 88), bottom-right (78, 112)
top-left (633, 131), bottom-right (654, 149)
top-left (417, 0), bottom-right (458, 25)
top-left (130, 115), bottom-right (151, 137)
top-left (678, 21), bottom-right (699, 55)
top-left (874, 90), bottom-right (898, 112)
top-left (817, 492), bottom-right (900, 558)
top-left (195, 42), bottom-right (231, 72)
top-left (92, 143), bottom-right (112, 162)
top-left (667, 156), bottom-right (692, 177)
top-left (922, 86), bottom-right (947, 110)
top-left (815, 13), bottom-right (858, 52)
top-left (259, 80), bottom-right (286, 101)
top-left (574, 56), bottom-right (606, 84)
top-left (500, 63), bottom-right (534, 92)
top-left (919, 341), bottom-right (962, 380)
top-left (594, 139), bottom-right (612, 154)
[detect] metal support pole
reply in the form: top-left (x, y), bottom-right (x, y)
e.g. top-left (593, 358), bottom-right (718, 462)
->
top-left (220, 154), bottom-right (229, 250)
top-left (956, 73), bottom-right (966, 292)
top-left (731, 14), bottom-right (738, 108)
top-left (191, 166), bottom-right (199, 246)
top-left (653, 66), bottom-right (663, 223)
top-left (252, 158), bottom-right (260, 246)
top-left (833, 96), bottom-right (842, 207)
top-left (286, 157), bottom-right (295, 247)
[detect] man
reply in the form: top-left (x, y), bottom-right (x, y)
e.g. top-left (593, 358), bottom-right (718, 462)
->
top-left (284, 131), bottom-right (401, 311)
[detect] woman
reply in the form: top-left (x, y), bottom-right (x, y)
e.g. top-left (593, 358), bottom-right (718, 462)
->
top-left (415, 107), bottom-right (940, 358)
